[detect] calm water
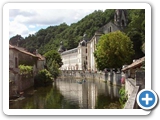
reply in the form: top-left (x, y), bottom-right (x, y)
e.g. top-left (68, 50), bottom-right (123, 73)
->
top-left (9, 78), bottom-right (121, 109)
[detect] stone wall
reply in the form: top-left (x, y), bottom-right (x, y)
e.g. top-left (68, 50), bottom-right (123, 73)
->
top-left (102, 22), bottom-right (121, 34)
top-left (60, 70), bottom-right (122, 86)
top-left (135, 70), bottom-right (145, 90)
top-left (125, 78), bottom-right (136, 98)
top-left (9, 73), bottom-right (34, 98)
top-left (124, 86), bottom-right (139, 109)
top-left (124, 70), bottom-right (145, 109)
top-left (16, 75), bottom-right (34, 92)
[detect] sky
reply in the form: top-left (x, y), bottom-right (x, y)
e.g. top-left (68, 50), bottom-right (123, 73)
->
top-left (9, 9), bottom-right (101, 38)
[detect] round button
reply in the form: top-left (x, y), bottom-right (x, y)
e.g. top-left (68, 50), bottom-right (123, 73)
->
top-left (136, 89), bottom-right (158, 110)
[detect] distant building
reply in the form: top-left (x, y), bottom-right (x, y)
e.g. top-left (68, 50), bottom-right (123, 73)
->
top-left (59, 9), bottom-right (128, 71)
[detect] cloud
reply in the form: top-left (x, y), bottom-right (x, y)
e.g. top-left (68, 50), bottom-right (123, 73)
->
top-left (9, 9), bottom-right (98, 38)
top-left (9, 21), bottom-right (29, 38)
top-left (10, 9), bottom-right (95, 25)
top-left (29, 25), bottom-right (36, 28)
top-left (9, 9), bottom-right (37, 19)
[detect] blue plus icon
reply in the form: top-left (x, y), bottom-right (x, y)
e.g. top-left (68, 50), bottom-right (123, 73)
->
top-left (142, 93), bottom-right (153, 105)
top-left (137, 89), bottom-right (158, 110)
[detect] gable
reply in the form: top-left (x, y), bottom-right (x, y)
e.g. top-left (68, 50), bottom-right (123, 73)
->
top-left (97, 22), bottom-right (121, 35)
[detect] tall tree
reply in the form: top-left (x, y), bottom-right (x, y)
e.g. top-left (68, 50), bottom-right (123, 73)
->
top-left (125, 9), bottom-right (145, 59)
top-left (44, 50), bottom-right (63, 68)
top-left (44, 50), bottom-right (62, 79)
top-left (94, 31), bottom-right (134, 70)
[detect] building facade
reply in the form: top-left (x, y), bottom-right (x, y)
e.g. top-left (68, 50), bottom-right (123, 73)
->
top-left (59, 9), bottom-right (128, 71)
top-left (9, 44), bottom-right (46, 97)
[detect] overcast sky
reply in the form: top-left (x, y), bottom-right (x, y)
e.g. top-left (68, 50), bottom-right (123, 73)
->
top-left (9, 9), bottom-right (102, 38)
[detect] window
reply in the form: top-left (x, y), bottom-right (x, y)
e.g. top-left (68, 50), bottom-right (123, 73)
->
top-left (86, 48), bottom-right (87, 53)
top-left (15, 57), bottom-right (18, 68)
top-left (110, 27), bottom-right (112, 32)
top-left (122, 20), bottom-right (125, 26)
top-left (86, 56), bottom-right (87, 60)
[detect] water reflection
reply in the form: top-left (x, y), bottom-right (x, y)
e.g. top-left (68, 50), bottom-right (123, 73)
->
top-left (9, 79), bottom-right (121, 109)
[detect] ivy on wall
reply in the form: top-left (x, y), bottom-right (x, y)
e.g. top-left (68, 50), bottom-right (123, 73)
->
top-left (18, 64), bottom-right (33, 75)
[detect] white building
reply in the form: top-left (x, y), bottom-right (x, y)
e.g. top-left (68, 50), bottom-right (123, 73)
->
top-left (59, 9), bottom-right (128, 71)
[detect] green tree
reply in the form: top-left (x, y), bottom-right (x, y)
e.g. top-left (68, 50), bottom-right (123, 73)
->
top-left (49, 61), bottom-right (61, 80)
top-left (94, 31), bottom-right (134, 70)
top-left (125, 9), bottom-right (145, 59)
top-left (44, 50), bottom-right (63, 68)
top-left (44, 50), bottom-right (62, 79)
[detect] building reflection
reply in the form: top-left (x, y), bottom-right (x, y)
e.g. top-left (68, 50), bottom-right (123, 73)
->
top-left (56, 79), bottom-right (120, 109)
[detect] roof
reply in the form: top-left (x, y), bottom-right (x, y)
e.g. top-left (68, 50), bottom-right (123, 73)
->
top-left (36, 53), bottom-right (45, 60)
top-left (61, 48), bottom-right (78, 55)
top-left (122, 57), bottom-right (145, 71)
top-left (79, 40), bottom-right (87, 47)
top-left (9, 44), bottom-right (40, 58)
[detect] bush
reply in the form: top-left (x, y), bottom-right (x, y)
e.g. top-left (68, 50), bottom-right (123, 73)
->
top-left (34, 69), bottom-right (53, 87)
top-left (119, 87), bottom-right (128, 108)
top-left (18, 64), bottom-right (33, 75)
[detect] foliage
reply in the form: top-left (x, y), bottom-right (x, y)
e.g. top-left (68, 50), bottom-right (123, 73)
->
top-left (34, 69), bottom-right (53, 86)
top-left (43, 50), bottom-right (62, 79)
top-left (44, 50), bottom-right (63, 68)
top-left (94, 31), bottom-right (135, 70)
top-left (49, 60), bottom-right (61, 80)
top-left (119, 86), bottom-right (128, 108)
top-left (9, 34), bottom-right (24, 46)
top-left (18, 64), bottom-right (33, 75)
top-left (95, 94), bottom-right (121, 109)
top-left (125, 9), bottom-right (145, 59)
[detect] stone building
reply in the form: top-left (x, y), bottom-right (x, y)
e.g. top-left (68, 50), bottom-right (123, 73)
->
top-left (9, 44), bottom-right (45, 97)
top-left (122, 56), bottom-right (145, 79)
top-left (59, 9), bottom-right (128, 71)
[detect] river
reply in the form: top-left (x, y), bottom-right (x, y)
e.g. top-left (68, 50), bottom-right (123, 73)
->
top-left (9, 78), bottom-right (122, 109)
